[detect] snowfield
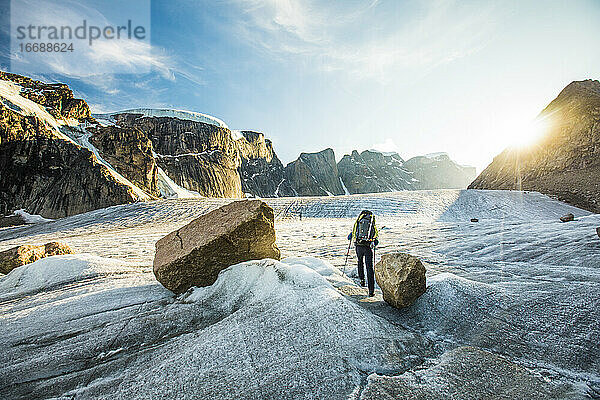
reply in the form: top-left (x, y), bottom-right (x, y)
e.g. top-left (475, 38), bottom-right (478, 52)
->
top-left (0, 189), bottom-right (598, 399)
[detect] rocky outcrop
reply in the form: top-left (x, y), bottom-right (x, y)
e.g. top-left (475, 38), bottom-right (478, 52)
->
top-left (153, 200), bottom-right (280, 294)
top-left (374, 252), bottom-right (426, 308)
top-left (0, 72), bottom-right (155, 218)
top-left (285, 148), bottom-right (344, 196)
top-left (0, 241), bottom-right (73, 274)
top-left (0, 71), bottom-right (91, 121)
top-left (0, 109), bottom-right (140, 218)
top-left (0, 214), bottom-right (26, 228)
top-left (469, 79), bottom-right (600, 213)
top-left (560, 213), bottom-right (575, 222)
top-left (110, 112), bottom-right (243, 198)
top-left (237, 131), bottom-right (295, 197)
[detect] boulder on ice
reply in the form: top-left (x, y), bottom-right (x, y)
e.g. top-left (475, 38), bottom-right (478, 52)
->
top-left (596, 227), bottom-right (600, 238)
top-left (374, 252), bottom-right (426, 308)
top-left (560, 213), bottom-right (575, 222)
top-left (153, 199), bottom-right (280, 293)
top-left (0, 241), bottom-right (73, 274)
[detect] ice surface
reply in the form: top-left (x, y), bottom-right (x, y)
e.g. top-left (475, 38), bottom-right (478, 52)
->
top-left (0, 254), bottom-right (138, 299)
top-left (0, 189), bottom-right (598, 399)
top-left (0, 256), bottom-right (429, 399)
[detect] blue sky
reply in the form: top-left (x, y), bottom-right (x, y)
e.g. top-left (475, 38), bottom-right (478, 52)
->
top-left (5, 0), bottom-right (600, 170)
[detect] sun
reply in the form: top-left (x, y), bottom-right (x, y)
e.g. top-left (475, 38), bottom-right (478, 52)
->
top-left (512, 117), bottom-right (552, 149)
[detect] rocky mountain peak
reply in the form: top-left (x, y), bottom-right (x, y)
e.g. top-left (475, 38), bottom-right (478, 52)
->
top-left (470, 78), bottom-right (600, 212)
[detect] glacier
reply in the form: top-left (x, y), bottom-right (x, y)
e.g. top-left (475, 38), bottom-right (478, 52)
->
top-left (0, 190), bottom-right (598, 399)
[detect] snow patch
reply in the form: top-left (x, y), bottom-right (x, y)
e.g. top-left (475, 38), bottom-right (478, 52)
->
top-left (339, 176), bottom-right (350, 195)
top-left (13, 209), bottom-right (54, 224)
top-left (230, 129), bottom-right (245, 140)
top-left (155, 166), bottom-right (201, 199)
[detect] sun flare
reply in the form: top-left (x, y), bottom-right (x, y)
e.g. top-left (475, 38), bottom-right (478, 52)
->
top-left (511, 117), bottom-right (552, 148)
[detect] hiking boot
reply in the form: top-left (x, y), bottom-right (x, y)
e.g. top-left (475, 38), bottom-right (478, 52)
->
top-left (368, 292), bottom-right (375, 297)
top-left (360, 279), bottom-right (366, 287)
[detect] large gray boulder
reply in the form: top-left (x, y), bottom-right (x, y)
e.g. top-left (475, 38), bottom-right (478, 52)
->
top-left (374, 252), bottom-right (426, 308)
top-left (153, 200), bottom-right (280, 294)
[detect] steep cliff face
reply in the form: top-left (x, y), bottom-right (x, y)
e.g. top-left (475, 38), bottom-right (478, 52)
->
top-left (0, 73), bottom-right (144, 218)
top-left (108, 112), bottom-right (243, 198)
top-left (469, 80), bottom-right (600, 212)
top-left (87, 125), bottom-right (159, 197)
top-left (338, 150), bottom-right (413, 194)
top-left (237, 131), bottom-right (295, 197)
top-left (285, 148), bottom-right (345, 196)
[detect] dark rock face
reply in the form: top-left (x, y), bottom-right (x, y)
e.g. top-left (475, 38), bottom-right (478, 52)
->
top-left (337, 150), bottom-right (476, 194)
top-left (0, 106), bottom-right (138, 218)
top-left (469, 79), bottom-right (600, 213)
top-left (285, 148), bottom-right (344, 196)
top-left (0, 72), bottom-right (156, 218)
top-left (87, 125), bottom-right (159, 197)
top-left (237, 131), bottom-right (295, 197)
top-left (338, 150), bottom-right (412, 194)
top-left (0, 214), bottom-right (26, 228)
top-left (153, 200), bottom-right (280, 294)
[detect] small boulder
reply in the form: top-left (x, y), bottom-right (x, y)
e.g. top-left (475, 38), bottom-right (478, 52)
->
top-left (596, 227), bottom-right (600, 238)
top-left (470, 218), bottom-right (479, 223)
top-left (560, 213), bottom-right (575, 222)
top-left (0, 241), bottom-right (73, 274)
top-left (374, 253), bottom-right (426, 309)
top-left (153, 200), bottom-right (280, 294)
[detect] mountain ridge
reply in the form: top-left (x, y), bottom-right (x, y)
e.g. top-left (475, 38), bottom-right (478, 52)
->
top-left (1, 71), bottom-right (477, 218)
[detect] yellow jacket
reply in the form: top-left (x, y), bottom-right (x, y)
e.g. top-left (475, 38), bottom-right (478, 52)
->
top-left (350, 211), bottom-right (378, 242)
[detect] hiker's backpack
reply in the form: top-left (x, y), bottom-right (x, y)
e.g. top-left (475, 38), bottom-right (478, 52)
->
top-left (355, 212), bottom-right (375, 245)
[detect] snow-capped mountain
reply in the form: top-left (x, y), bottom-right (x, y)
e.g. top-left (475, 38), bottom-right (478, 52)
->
top-left (469, 79), bottom-right (600, 213)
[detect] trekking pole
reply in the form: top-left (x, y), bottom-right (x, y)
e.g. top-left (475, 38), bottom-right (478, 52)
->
top-left (343, 239), bottom-right (352, 275)
top-left (373, 244), bottom-right (376, 266)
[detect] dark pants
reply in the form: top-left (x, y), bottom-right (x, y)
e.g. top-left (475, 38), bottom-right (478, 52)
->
top-left (356, 245), bottom-right (374, 295)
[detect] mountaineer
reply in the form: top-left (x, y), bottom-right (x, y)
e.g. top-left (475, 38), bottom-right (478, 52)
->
top-left (347, 210), bottom-right (379, 297)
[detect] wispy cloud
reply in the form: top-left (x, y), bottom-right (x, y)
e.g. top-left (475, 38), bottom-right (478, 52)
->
top-left (8, 0), bottom-right (204, 95)
top-left (233, 0), bottom-right (499, 82)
